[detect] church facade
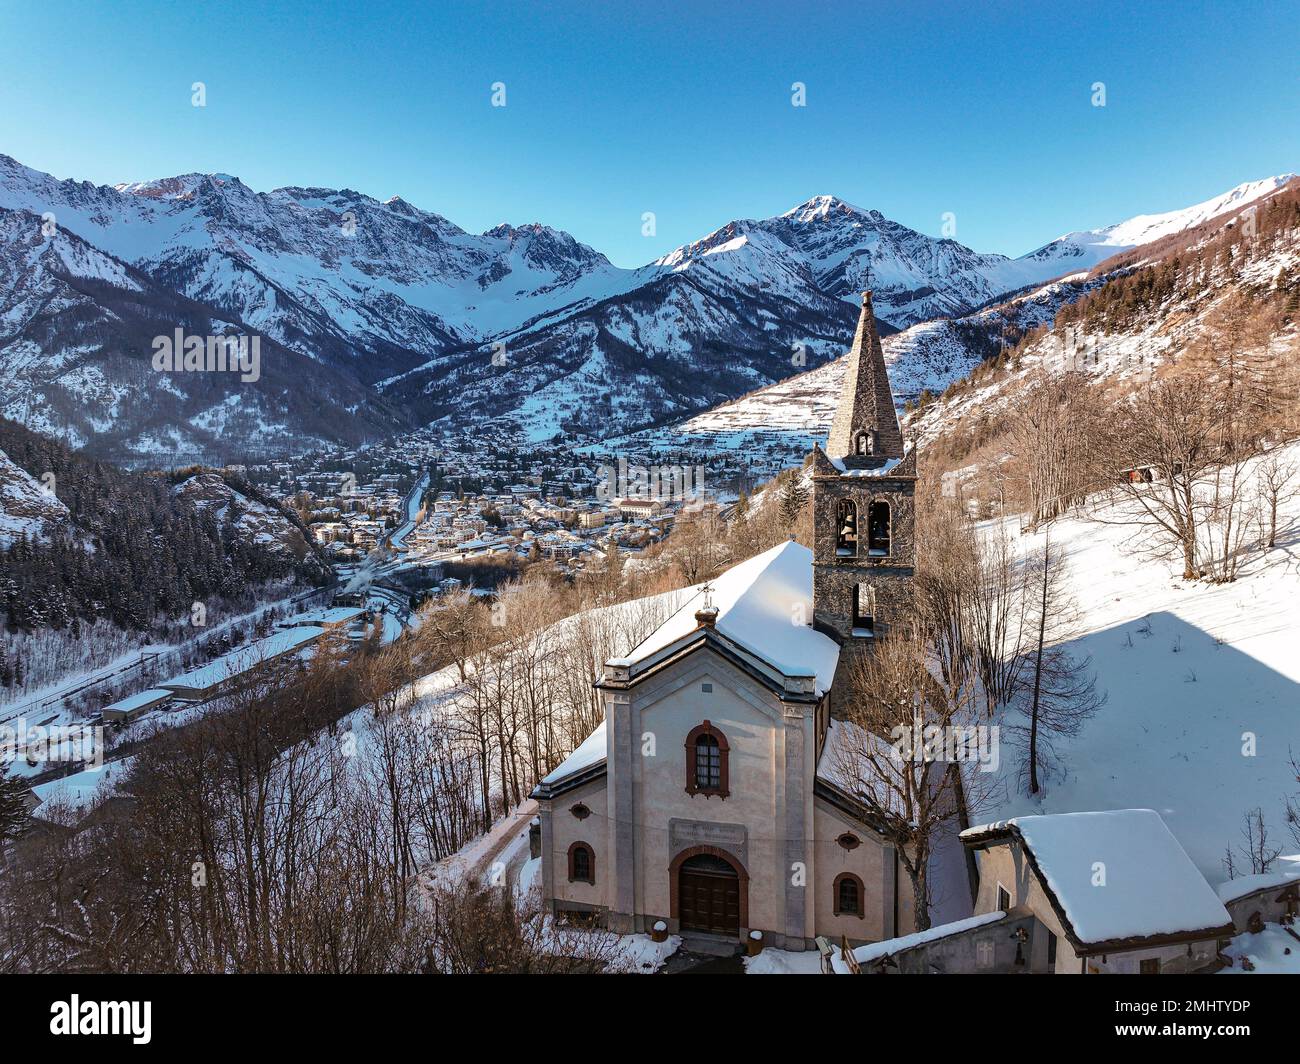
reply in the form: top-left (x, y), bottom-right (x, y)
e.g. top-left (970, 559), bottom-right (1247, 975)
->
top-left (532, 292), bottom-right (921, 951)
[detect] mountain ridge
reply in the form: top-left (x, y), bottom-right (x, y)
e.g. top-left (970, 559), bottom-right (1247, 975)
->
top-left (0, 151), bottom-right (1291, 459)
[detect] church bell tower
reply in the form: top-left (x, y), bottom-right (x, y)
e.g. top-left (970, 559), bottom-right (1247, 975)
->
top-left (812, 291), bottom-right (918, 669)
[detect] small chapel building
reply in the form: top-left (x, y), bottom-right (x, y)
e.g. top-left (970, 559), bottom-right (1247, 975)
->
top-left (532, 292), bottom-right (921, 951)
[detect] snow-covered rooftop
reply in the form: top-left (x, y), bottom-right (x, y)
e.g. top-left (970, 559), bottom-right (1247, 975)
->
top-left (539, 720), bottom-right (607, 786)
top-left (827, 446), bottom-right (911, 477)
top-left (280, 606), bottom-right (365, 627)
top-left (159, 625), bottom-right (325, 693)
top-left (102, 687), bottom-right (172, 713)
top-left (610, 541), bottom-right (840, 696)
top-left (963, 809), bottom-right (1233, 947)
top-left (815, 717), bottom-right (913, 821)
top-left (30, 757), bottom-right (135, 822)
top-left (1215, 856), bottom-right (1300, 904)
top-left (834, 910), bottom-right (1007, 972)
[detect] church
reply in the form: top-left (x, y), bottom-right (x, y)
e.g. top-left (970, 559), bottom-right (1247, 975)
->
top-left (531, 292), bottom-right (921, 951)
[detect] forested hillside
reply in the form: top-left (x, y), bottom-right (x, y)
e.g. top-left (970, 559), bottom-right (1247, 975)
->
top-left (0, 418), bottom-right (330, 636)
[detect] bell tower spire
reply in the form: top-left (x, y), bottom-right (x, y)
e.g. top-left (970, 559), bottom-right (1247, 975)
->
top-left (810, 291), bottom-right (918, 706)
top-left (825, 291), bottom-right (904, 468)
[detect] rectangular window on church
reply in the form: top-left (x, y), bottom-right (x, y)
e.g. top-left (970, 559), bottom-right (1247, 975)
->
top-left (696, 741), bottom-right (721, 790)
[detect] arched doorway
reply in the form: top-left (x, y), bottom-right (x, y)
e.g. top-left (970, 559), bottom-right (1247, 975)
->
top-left (672, 849), bottom-right (746, 936)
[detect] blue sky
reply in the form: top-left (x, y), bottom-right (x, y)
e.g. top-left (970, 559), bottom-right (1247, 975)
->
top-left (1, 0), bottom-right (1297, 267)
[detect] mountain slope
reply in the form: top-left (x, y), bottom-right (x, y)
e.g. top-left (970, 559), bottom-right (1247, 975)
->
top-left (1021, 175), bottom-right (1295, 275)
top-left (0, 155), bottom-right (634, 382)
top-left (0, 204), bottom-right (409, 462)
top-left (623, 271), bottom-right (1108, 458)
top-left (0, 445), bottom-right (70, 546)
top-left (660, 195), bottom-right (1058, 328)
top-left (912, 177), bottom-right (1300, 479)
top-left (0, 417), bottom-right (329, 633)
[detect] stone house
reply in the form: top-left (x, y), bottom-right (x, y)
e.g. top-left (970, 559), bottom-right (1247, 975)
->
top-left (960, 809), bottom-right (1235, 974)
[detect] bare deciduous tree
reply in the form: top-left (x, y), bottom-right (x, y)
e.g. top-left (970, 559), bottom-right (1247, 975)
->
top-left (1257, 450), bottom-right (1298, 549)
top-left (830, 632), bottom-right (994, 930)
top-left (1097, 374), bottom-right (1225, 580)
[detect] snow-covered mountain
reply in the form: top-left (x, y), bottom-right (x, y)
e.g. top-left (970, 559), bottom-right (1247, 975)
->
top-left (648, 176), bottom-right (1298, 458)
top-left (619, 271), bottom-right (1108, 459)
top-left (1021, 175), bottom-right (1296, 274)
top-left (0, 151), bottom-right (1291, 459)
top-left (379, 195), bottom-right (1131, 441)
top-left (655, 195), bottom-right (1066, 329)
top-left (908, 178), bottom-right (1300, 455)
top-left (0, 200), bottom-right (409, 461)
top-left (0, 154), bottom-right (635, 384)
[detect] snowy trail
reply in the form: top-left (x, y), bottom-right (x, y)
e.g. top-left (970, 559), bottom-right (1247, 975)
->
top-left (423, 800), bottom-right (538, 894)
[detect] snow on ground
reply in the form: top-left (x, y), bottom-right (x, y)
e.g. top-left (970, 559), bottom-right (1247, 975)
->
top-left (516, 856), bottom-right (541, 899)
top-left (744, 948), bottom-right (823, 975)
top-left (607, 933), bottom-right (682, 974)
top-left (973, 441), bottom-right (1300, 888)
top-left (534, 917), bottom-right (681, 974)
top-left (422, 802), bottom-right (536, 893)
top-left (1220, 923), bottom-right (1300, 974)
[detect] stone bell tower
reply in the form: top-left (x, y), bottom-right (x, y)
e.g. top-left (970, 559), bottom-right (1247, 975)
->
top-left (812, 291), bottom-right (918, 691)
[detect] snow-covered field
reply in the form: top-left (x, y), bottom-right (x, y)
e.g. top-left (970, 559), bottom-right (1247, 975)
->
top-left (974, 444), bottom-right (1300, 886)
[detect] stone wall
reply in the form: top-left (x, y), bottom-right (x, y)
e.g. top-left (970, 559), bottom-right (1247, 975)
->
top-left (812, 470), bottom-right (916, 647)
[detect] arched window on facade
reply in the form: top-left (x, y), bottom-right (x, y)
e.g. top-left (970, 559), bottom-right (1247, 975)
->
top-left (836, 498), bottom-right (857, 556)
top-left (834, 872), bottom-right (865, 917)
top-left (684, 721), bottom-right (730, 798)
top-left (852, 583), bottom-right (875, 636)
top-left (867, 500), bottom-right (891, 556)
top-left (855, 430), bottom-right (876, 456)
top-left (568, 841), bottom-right (595, 884)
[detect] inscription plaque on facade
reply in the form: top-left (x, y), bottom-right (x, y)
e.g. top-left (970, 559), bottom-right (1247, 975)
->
top-left (669, 818), bottom-right (748, 864)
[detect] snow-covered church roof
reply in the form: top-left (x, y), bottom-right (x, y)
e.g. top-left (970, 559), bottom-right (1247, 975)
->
top-left (536, 541), bottom-right (841, 796)
top-left (609, 540), bottom-right (840, 696)
top-left (539, 719), bottom-right (607, 787)
top-left (962, 809), bottom-right (1234, 950)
